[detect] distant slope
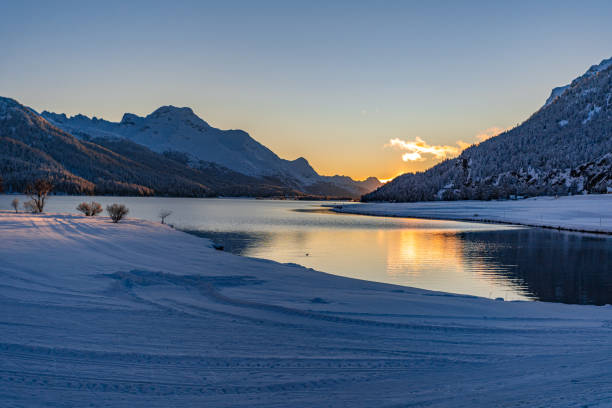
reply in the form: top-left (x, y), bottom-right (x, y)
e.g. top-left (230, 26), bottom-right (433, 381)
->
top-left (364, 57), bottom-right (612, 202)
top-left (42, 106), bottom-right (317, 181)
top-left (0, 97), bottom-right (302, 197)
top-left (42, 107), bottom-right (381, 198)
top-left (0, 97), bottom-right (379, 198)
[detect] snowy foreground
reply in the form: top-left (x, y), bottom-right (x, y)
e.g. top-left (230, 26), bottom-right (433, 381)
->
top-left (2, 213), bottom-right (612, 407)
top-left (336, 194), bottom-right (612, 234)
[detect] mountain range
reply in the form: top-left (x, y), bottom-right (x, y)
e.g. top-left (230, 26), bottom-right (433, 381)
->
top-left (364, 56), bottom-right (612, 202)
top-left (0, 98), bottom-right (380, 198)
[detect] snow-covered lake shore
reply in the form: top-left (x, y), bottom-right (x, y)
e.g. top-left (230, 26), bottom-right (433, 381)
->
top-left (2, 212), bottom-right (612, 407)
top-left (334, 194), bottom-right (612, 234)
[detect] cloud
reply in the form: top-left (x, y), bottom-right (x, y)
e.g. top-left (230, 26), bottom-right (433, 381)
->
top-left (387, 126), bottom-right (510, 163)
top-left (387, 137), bottom-right (460, 162)
top-left (402, 152), bottom-right (424, 162)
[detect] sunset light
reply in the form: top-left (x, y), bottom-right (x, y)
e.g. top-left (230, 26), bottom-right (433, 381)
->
top-left (2, 1), bottom-right (612, 407)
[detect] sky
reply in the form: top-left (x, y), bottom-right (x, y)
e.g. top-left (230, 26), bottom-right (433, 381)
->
top-left (2, 0), bottom-right (612, 181)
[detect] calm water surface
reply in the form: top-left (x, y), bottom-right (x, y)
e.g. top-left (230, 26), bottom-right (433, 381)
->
top-left (3, 195), bottom-right (612, 305)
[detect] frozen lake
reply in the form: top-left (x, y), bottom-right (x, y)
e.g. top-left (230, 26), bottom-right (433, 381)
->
top-left (2, 195), bottom-right (612, 304)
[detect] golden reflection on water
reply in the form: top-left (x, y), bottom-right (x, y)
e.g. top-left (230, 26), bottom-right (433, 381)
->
top-left (244, 227), bottom-right (532, 301)
top-left (386, 229), bottom-right (464, 277)
top-left (5, 195), bottom-right (609, 304)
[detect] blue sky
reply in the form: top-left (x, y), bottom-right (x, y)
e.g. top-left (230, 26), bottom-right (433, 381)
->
top-left (2, 0), bottom-right (611, 179)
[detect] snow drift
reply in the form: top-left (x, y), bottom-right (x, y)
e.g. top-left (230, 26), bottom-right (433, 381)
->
top-left (1, 212), bottom-right (612, 407)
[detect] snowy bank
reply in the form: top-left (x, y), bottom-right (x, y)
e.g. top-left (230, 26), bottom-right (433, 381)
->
top-left (335, 194), bottom-right (612, 234)
top-left (1, 212), bottom-right (612, 407)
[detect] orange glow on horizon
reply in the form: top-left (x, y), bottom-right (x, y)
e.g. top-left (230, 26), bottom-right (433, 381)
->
top-left (378, 171), bottom-right (407, 183)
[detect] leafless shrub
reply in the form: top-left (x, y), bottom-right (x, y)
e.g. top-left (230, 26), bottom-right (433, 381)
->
top-left (11, 198), bottom-right (19, 213)
top-left (159, 209), bottom-right (173, 224)
top-left (89, 202), bottom-right (103, 216)
top-left (76, 201), bottom-right (103, 216)
top-left (25, 179), bottom-right (53, 213)
top-left (76, 202), bottom-right (89, 215)
top-left (23, 200), bottom-right (37, 213)
top-left (106, 203), bottom-right (129, 223)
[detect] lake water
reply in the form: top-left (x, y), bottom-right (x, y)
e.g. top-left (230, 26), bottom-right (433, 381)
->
top-left (3, 195), bottom-right (612, 305)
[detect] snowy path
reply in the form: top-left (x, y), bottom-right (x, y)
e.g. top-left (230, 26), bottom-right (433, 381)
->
top-left (1, 212), bottom-right (612, 407)
top-left (334, 194), bottom-right (612, 234)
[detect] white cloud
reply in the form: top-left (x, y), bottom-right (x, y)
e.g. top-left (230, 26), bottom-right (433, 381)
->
top-left (387, 126), bottom-right (509, 163)
top-left (387, 137), bottom-right (460, 162)
top-left (401, 151), bottom-right (424, 161)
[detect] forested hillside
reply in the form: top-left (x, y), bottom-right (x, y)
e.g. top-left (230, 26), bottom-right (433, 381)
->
top-left (0, 97), bottom-right (302, 197)
top-left (364, 57), bottom-right (612, 202)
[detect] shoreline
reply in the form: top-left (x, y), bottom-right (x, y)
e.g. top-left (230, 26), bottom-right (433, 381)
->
top-left (0, 192), bottom-right (356, 202)
top-left (332, 194), bottom-right (612, 236)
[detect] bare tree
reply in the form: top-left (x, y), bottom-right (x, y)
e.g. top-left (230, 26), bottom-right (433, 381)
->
top-left (25, 179), bottom-right (53, 213)
top-left (159, 209), bottom-right (173, 224)
top-left (11, 198), bottom-right (19, 213)
top-left (106, 204), bottom-right (129, 223)
top-left (76, 201), bottom-right (103, 216)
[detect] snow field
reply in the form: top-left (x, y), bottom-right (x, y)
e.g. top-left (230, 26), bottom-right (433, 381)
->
top-left (1, 212), bottom-right (612, 407)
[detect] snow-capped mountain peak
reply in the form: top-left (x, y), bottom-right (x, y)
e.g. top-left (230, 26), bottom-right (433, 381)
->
top-left (584, 56), bottom-right (612, 77)
top-left (544, 56), bottom-right (612, 107)
top-left (40, 105), bottom-right (381, 197)
top-left (120, 113), bottom-right (141, 125)
top-left (145, 105), bottom-right (210, 127)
